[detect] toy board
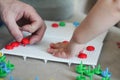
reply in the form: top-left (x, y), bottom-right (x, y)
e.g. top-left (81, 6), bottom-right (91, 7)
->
top-left (1, 21), bottom-right (108, 66)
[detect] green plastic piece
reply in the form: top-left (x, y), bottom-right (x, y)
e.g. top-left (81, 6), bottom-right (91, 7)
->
top-left (85, 66), bottom-right (94, 75)
top-left (59, 22), bottom-right (66, 27)
top-left (0, 56), bottom-right (6, 62)
top-left (0, 55), bottom-right (15, 78)
top-left (76, 75), bottom-right (86, 80)
top-left (75, 62), bottom-right (86, 74)
top-left (0, 69), bottom-right (7, 78)
top-left (101, 76), bottom-right (110, 80)
top-left (6, 60), bottom-right (15, 70)
top-left (84, 66), bottom-right (94, 80)
top-left (94, 64), bottom-right (102, 75)
top-left (75, 62), bottom-right (111, 80)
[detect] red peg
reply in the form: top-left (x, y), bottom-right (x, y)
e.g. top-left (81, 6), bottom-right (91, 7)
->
top-left (5, 45), bottom-right (14, 50)
top-left (86, 46), bottom-right (95, 51)
top-left (78, 53), bottom-right (87, 59)
top-left (11, 41), bottom-right (20, 47)
top-left (21, 38), bottom-right (30, 46)
top-left (51, 23), bottom-right (59, 28)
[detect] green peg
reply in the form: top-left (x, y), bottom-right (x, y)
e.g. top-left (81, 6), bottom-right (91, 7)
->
top-left (94, 64), bottom-right (102, 75)
top-left (101, 75), bottom-right (110, 80)
top-left (76, 62), bottom-right (86, 74)
top-left (0, 69), bottom-right (7, 78)
top-left (59, 22), bottom-right (66, 27)
top-left (84, 66), bottom-right (94, 77)
top-left (0, 56), bottom-right (6, 63)
top-left (7, 60), bottom-right (15, 70)
top-left (76, 75), bottom-right (86, 80)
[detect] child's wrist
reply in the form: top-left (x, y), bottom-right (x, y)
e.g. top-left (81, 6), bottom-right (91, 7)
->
top-left (67, 39), bottom-right (86, 56)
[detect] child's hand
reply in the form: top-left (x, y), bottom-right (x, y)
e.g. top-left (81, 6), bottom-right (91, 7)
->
top-left (47, 41), bottom-right (70, 58)
top-left (47, 41), bottom-right (85, 58)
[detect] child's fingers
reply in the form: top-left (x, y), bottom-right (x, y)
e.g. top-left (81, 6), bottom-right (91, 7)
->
top-left (47, 48), bottom-right (58, 54)
top-left (48, 42), bottom-right (71, 58)
top-left (50, 42), bottom-right (62, 49)
top-left (50, 42), bottom-right (68, 49)
top-left (53, 51), bottom-right (70, 58)
top-left (47, 48), bottom-right (54, 53)
top-left (50, 43), bottom-right (56, 49)
top-left (47, 48), bottom-right (68, 58)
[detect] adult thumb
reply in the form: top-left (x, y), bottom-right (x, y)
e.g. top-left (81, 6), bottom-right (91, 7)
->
top-left (4, 16), bottom-right (23, 42)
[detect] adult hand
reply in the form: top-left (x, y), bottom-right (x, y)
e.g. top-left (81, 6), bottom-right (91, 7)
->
top-left (0, 0), bottom-right (46, 44)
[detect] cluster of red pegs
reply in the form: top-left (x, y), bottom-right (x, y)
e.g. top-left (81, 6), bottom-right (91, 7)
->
top-left (5, 37), bottom-right (30, 50)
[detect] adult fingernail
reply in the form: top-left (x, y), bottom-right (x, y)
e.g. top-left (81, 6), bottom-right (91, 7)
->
top-left (30, 40), bottom-right (35, 44)
top-left (16, 36), bottom-right (22, 42)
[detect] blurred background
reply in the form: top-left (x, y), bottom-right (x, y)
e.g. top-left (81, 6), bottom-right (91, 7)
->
top-left (21, 0), bottom-right (96, 21)
top-left (1, 0), bottom-right (120, 27)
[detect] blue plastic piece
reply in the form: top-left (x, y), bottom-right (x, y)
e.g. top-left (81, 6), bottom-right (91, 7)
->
top-left (0, 62), bottom-right (5, 68)
top-left (9, 76), bottom-right (14, 80)
top-left (73, 21), bottom-right (80, 27)
top-left (2, 63), bottom-right (11, 73)
top-left (101, 68), bottom-right (111, 78)
top-left (0, 62), bottom-right (11, 73)
top-left (35, 76), bottom-right (39, 80)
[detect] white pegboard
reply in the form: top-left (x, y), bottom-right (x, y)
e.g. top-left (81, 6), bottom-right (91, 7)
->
top-left (1, 21), bottom-right (108, 66)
